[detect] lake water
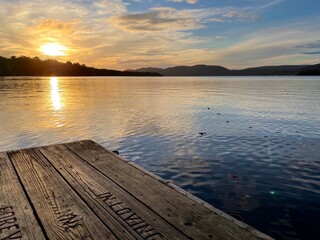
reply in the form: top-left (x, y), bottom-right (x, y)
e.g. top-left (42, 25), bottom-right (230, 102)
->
top-left (0, 76), bottom-right (319, 239)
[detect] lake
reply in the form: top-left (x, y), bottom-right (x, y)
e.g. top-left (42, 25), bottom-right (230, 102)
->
top-left (0, 76), bottom-right (319, 239)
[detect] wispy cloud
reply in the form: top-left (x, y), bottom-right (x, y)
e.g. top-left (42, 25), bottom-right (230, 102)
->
top-left (109, 7), bottom-right (204, 32)
top-left (168, 0), bottom-right (198, 4)
top-left (254, 0), bottom-right (285, 11)
top-left (302, 51), bottom-right (320, 55)
top-left (109, 5), bottom-right (264, 34)
top-left (28, 19), bottom-right (78, 37)
top-left (295, 40), bottom-right (320, 55)
top-left (0, 0), bottom-right (128, 62)
top-left (296, 40), bottom-right (320, 49)
top-left (0, 0), bottom-right (319, 70)
top-left (197, 21), bottom-right (320, 68)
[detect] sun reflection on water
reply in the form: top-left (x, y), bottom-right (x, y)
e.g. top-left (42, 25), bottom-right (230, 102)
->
top-left (50, 77), bottom-right (63, 111)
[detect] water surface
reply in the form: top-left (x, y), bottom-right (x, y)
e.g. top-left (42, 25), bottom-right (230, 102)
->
top-left (0, 76), bottom-right (320, 239)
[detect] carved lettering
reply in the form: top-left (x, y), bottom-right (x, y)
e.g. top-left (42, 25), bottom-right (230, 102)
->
top-left (109, 201), bottom-right (123, 208)
top-left (133, 222), bottom-right (149, 231)
top-left (0, 207), bottom-right (14, 219)
top-left (114, 208), bottom-right (132, 216)
top-left (58, 210), bottom-right (82, 231)
top-left (97, 192), bottom-right (115, 202)
top-left (0, 206), bottom-right (21, 240)
top-left (0, 218), bottom-right (16, 227)
top-left (1, 230), bottom-right (22, 240)
top-left (124, 214), bottom-right (144, 226)
top-left (97, 193), bottom-right (164, 239)
top-left (46, 196), bottom-right (91, 239)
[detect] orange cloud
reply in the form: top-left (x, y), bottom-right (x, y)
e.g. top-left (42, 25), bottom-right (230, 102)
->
top-left (29, 19), bottom-right (77, 37)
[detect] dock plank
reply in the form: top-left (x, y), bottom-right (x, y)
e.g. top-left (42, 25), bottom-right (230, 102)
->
top-left (8, 149), bottom-right (117, 240)
top-left (1, 140), bottom-right (273, 240)
top-left (65, 140), bottom-right (272, 240)
top-left (0, 152), bottom-right (45, 240)
top-left (39, 144), bottom-right (188, 240)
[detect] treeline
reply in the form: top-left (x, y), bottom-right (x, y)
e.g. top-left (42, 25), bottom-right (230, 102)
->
top-left (297, 69), bottom-right (320, 75)
top-left (0, 56), bottom-right (161, 76)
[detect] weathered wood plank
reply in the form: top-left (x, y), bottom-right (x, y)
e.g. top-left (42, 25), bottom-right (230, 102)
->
top-left (8, 149), bottom-right (117, 240)
top-left (39, 143), bottom-right (189, 240)
top-left (66, 140), bottom-right (272, 240)
top-left (0, 152), bottom-right (45, 240)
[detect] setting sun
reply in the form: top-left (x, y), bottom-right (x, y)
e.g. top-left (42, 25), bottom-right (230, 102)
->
top-left (40, 43), bottom-right (67, 56)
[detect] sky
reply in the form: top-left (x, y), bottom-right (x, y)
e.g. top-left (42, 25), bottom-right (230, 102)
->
top-left (0, 0), bottom-right (320, 70)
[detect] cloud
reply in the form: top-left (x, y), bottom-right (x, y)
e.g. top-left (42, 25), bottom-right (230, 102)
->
top-left (0, 0), bottom-right (319, 70)
top-left (0, 0), bottom-right (128, 59)
top-left (204, 0), bottom-right (285, 23)
top-left (197, 21), bottom-right (320, 68)
top-left (296, 40), bottom-right (320, 49)
top-left (254, 0), bottom-right (285, 11)
top-left (93, 0), bottom-right (127, 15)
top-left (109, 7), bottom-right (203, 32)
top-left (168, 0), bottom-right (198, 4)
top-left (302, 51), bottom-right (320, 55)
top-left (29, 19), bottom-right (78, 37)
top-left (295, 40), bottom-right (320, 55)
top-left (223, 10), bottom-right (246, 18)
top-left (109, 5), bottom-right (260, 33)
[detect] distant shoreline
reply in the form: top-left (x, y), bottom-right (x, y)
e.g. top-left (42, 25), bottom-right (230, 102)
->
top-left (131, 64), bottom-right (320, 76)
top-left (1, 55), bottom-right (319, 77)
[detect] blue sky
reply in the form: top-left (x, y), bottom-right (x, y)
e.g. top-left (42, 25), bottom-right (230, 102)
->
top-left (0, 0), bottom-right (319, 69)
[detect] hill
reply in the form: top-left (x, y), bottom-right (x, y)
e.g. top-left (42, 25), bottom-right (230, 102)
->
top-left (134, 65), bottom-right (231, 76)
top-left (132, 63), bottom-right (320, 76)
top-left (0, 56), bottom-right (162, 76)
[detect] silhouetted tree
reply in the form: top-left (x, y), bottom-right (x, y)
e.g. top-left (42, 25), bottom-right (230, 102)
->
top-left (0, 56), bottom-right (162, 76)
top-left (297, 69), bottom-right (320, 75)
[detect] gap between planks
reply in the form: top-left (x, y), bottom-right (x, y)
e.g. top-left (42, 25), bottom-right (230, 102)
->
top-left (1, 140), bottom-right (274, 240)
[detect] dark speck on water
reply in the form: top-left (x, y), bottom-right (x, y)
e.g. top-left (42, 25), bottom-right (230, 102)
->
top-left (230, 173), bottom-right (238, 179)
top-left (0, 76), bottom-right (320, 240)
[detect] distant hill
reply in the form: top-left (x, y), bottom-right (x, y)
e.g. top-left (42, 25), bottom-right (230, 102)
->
top-left (2, 55), bottom-right (319, 77)
top-left (134, 65), bottom-right (231, 76)
top-left (0, 56), bottom-right (162, 76)
top-left (131, 63), bottom-right (320, 76)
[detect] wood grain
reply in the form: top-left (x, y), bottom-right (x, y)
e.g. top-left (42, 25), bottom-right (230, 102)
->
top-left (65, 140), bottom-right (272, 240)
top-left (0, 152), bottom-right (45, 240)
top-left (8, 149), bottom-right (117, 240)
top-left (39, 144), bottom-right (189, 240)
top-left (1, 140), bottom-right (273, 240)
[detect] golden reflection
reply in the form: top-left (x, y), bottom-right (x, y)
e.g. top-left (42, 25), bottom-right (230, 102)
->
top-left (50, 77), bottom-right (63, 111)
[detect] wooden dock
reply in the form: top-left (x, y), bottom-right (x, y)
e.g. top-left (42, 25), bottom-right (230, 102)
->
top-left (0, 140), bottom-right (273, 240)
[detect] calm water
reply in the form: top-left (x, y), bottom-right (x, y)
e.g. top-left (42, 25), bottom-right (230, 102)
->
top-left (1, 76), bottom-right (320, 239)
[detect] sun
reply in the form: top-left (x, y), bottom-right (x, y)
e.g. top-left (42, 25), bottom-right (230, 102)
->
top-left (40, 43), bottom-right (67, 56)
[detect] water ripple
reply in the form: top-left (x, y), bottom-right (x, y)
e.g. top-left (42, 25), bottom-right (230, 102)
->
top-left (0, 76), bottom-right (320, 239)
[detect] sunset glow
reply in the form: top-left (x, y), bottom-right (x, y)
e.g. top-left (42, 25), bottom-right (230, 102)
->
top-left (0, 0), bottom-right (319, 69)
top-left (41, 43), bottom-right (67, 56)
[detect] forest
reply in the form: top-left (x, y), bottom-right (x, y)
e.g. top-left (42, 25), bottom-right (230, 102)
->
top-left (0, 56), bottom-right (161, 76)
